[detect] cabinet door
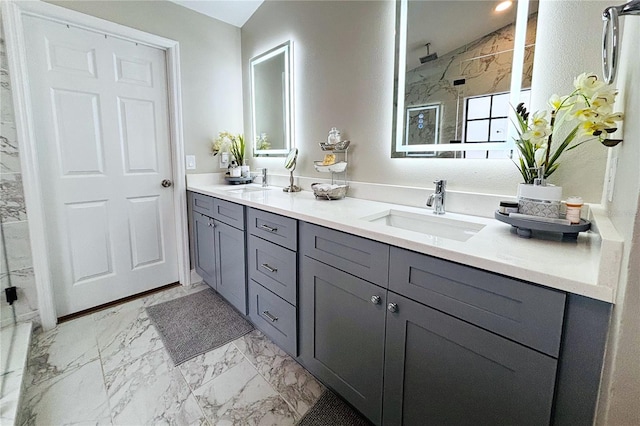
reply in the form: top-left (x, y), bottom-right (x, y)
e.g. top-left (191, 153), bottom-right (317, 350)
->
top-left (214, 220), bottom-right (247, 314)
top-left (193, 212), bottom-right (217, 289)
top-left (299, 256), bottom-right (386, 425)
top-left (383, 292), bottom-right (557, 426)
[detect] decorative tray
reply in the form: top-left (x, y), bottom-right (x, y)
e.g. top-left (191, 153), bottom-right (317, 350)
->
top-left (319, 140), bottom-right (350, 151)
top-left (494, 211), bottom-right (591, 239)
top-left (313, 161), bottom-right (348, 173)
top-left (224, 175), bottom-right (254, 185)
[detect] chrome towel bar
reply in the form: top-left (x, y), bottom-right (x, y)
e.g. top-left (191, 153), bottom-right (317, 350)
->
top-left (602, 0), bottom-right (640, 84)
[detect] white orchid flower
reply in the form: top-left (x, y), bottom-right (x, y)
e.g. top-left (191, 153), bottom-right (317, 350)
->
top-left (530, 110), bottom-right (549, 128)
top-left (548, 94), bottom-right (571, 111)
top-left (534, 146), bottom-right (547, 165)
top-left (599, 112), bottom-right (624, 128)
top-left (574, 72), bottom-right (605, 96)
top-left (522, 126), bottom-right (550, 142)
top-left (574, 107), bottom-right (599, 122)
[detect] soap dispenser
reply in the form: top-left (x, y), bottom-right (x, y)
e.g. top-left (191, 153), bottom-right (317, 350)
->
top-left (517, 167), bottom-right (563, 218)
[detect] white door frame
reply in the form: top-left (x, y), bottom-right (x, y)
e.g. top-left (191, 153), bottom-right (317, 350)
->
top-left (2, 0), bottom-right (191, 330)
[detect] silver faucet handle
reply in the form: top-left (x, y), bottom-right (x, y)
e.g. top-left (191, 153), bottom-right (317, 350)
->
top-left (433, 179), bottom-right (446, 192)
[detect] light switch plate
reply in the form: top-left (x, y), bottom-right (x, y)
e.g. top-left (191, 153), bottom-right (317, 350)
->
top-left (185, 155), bottom-right (196, 170)
top-left (219, 152), bottom-right (230, 169)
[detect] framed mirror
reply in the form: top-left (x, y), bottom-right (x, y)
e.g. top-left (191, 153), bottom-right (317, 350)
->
top-left (392, 0), bottom-right (538, 159)
top-left (251, 41), bottom-right (292, 157)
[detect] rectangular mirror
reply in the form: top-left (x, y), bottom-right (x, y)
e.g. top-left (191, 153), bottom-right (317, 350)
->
top-left (251, 41), bottom-right (292, 157)
top-left (392, 0), bottom-right (538, 159)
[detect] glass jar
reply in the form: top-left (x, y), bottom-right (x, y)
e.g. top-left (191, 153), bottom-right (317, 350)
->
top-left (328, 127), bottom-right (341, 145)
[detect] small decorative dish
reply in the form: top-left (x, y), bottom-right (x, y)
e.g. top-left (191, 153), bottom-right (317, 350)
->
top-left (311, 183), bottom-right (348, 200)
top-left (224, 175), bottom-right (254, 185)
top-left (313, 161), bottom-right (348, 173)
top-left (319, 140), bottom-right (350, 151)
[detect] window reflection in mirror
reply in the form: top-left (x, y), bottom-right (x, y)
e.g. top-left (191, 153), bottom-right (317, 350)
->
top-left (392, 0), bottom-right (538, 159)
top-left (251, 41), bottom-right (292, 157)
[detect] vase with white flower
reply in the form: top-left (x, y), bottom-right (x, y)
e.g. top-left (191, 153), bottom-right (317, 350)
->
top-left (513, 73), bottom-right (624, 217)
top-left (212, 131), bottom-right (248, 177)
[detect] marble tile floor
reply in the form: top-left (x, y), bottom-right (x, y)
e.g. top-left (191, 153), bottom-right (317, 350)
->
top-left (20, 284), bottom-right (325, 425)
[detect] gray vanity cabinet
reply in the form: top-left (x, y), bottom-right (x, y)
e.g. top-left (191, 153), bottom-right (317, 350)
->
top-left (214, 220), bottom-right (247, 314)
top-left (247, 208), bottom-right (299, 355)
top-left (190, 192), bottom-right (247, 314)
top-left (192, 211), bottom-right (217, 288)
top-left (299, 255), bottom-right (387, 425)
top-left (383, 292), bottom-right (558, 426)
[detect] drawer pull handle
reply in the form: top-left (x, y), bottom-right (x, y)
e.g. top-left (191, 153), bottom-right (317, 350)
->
top-left (371, 295), bottom-right (381, 305)
top-left (262, 310), bottom-right (279, 322)
top-left (387, 303), bottom-right (398, 313)
top-left (260, 224), bottom-right (278, 233)
top-left (261, 263), bottom-right (278, 273)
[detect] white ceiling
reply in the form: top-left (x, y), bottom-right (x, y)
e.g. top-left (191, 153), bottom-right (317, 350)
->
top-left (169, 0), bottom-right (264, 27)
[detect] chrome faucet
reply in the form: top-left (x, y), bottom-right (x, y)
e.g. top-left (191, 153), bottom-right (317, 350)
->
top-left (426, 179), bottom-right (446, 214)
top-left (261, 168), bottom-right (268, 187)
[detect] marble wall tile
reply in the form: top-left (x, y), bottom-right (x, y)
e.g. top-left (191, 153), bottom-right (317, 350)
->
top-left (0, 173), bottom-right (26, 223)
top-left (1, 221), bottom-right (32, 272)
top-left (192, 358), bottom-right (298, 426)
top-left (4, 267), bottom-right (38, 321)
top-left (234, 330), bottom-right (324, 417)
top-left (178, 342), bottom-right (246, 390)
top-left (0, 68), bottom-right (14, 124)
top-left (94, 305), bottom-right (163, 374)
top-left (0, 368), bottom-right (23, 424)
top-left (1, 121), bottom-right (20, 174)
top-left (28, 314), bottom-right (98, 386)
top-left (20, 359), bottom-right (111, 426)
top-left (104, 347), bottom-right (206, 426)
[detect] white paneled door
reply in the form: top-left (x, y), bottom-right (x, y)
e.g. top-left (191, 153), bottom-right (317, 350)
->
top-left (23, 16), bottom-right (179, 316)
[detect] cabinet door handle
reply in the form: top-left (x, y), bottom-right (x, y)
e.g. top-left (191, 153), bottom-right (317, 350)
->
top-left (261, 263), bottom-right (278, 273)
top-left (262, 310), bottom-right (278, 322)
top-left (260, 224), bottom-right (278, 233)
top-left (371, 295), bottom-right (381, 305)
top-left (387, 303), bottom-right (398, 313)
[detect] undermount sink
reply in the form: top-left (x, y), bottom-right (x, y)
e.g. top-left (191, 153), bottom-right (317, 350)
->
top-left (361, 209), bottom-right (485, 242)
top-left (225, 185), bottom-right (274, 194)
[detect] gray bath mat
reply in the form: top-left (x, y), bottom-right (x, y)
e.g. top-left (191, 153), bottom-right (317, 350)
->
top-left (147, 288), bottom-right (253, 365)
top-left (297, 391), bottom-right (372, 426)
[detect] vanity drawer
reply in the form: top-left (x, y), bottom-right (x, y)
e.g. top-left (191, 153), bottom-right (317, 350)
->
top-left (213, 198), bottom-right (245, 230)
top-left (248, 235), bottom-right (297, 305)
top-left (248, 280), bottom-right (297, 356)
top-left (389, 247), bottom-right (566, 357)
top-left (191, 192), bottom-right (215, 217)
top-left (300, 222), bottom-right (390, 288)
top-left (248, 208), bottom-right (297, 250)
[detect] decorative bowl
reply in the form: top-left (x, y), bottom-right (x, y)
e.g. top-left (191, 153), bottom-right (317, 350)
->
top-left (311, 183), bottom-right (348, 200)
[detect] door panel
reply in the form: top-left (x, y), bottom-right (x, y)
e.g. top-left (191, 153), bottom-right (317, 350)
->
top-left (24, 15), bottom-right (178, 316)
top-left (383, 292), bottom-right (557, 426)
top-left (127, 196), bottom-right (163, 269)
top-left (51, 89), bottom-right (104, 175)
top-left (193, 213), bottom-right (216, 289)
top-left (299, 256), bottom-right (386, 425)
top-left (214, 220), bottom-right (247, 314)
top-left (118, 97), bottom-right (159, 173)
top-left (46, 40), bottom-right (98, 77)
top-left (114, 55), bottom-right (154, 87)
top-left (65, 201), bottom-right (113, 283)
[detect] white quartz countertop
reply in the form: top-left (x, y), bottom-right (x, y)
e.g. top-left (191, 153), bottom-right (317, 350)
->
top-left (187, 181), bottom-right (622, 303)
